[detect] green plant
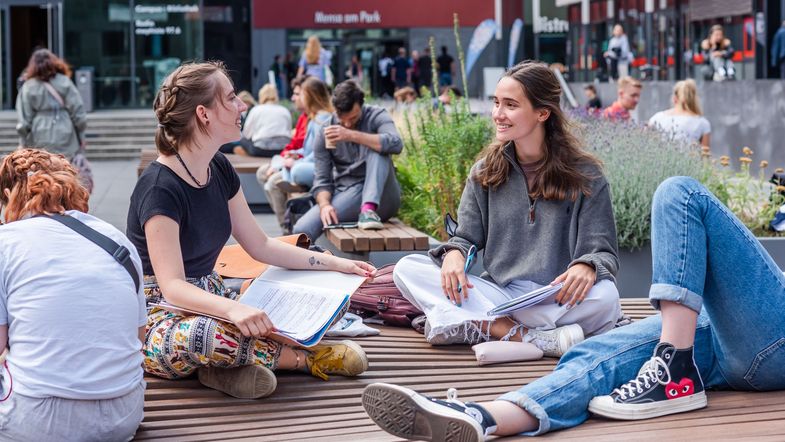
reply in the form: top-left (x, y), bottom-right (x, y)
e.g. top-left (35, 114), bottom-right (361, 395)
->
top-left (394, 21), bottom-right (493, 240)
top-left (576, 117), bottom-right (705, 250)
top-left (701, 147), bottom-right (785, 236)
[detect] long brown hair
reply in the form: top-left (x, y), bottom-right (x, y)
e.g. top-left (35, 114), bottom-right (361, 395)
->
top-left (0, 149), bottom-right (88, 222)
top-left (153, 61), bottom-right (231, 155)
top-left (23, 48), bottom-right (71, 81)
top-left (474, 61), bottom-right (600, 201)
top-left (300, 77), bottom-right (334, 118)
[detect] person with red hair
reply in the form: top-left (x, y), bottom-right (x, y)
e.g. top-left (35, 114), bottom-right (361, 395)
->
top-left (0, 149), bottom-right (145, 441)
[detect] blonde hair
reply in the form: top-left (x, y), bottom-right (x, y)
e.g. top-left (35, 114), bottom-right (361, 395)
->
top-left (257, 84), bottom-right (279, 104)
top-left (0, 149), bottom-right (88, 222)
top-left (237, 90), bottom-right (257, 108)
top-left (154, 61), bottom-right (230, 156)
top-left (304, 35), bottom-right (322, 65)
top-left (617, 76), bottom-right (642, 90)
top-left (300, 77), bottom-right (333, 118)
top-left (673, 79), bottom-right (702, 115)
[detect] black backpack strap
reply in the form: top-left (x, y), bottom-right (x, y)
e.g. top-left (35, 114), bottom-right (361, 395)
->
top-left (40, 214), bottom-right (140, 293)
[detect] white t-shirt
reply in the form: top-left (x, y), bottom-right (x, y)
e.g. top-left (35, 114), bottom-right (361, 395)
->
top-left (242, 103), bottom-right (293, 144)
top-left (0, 211), bottom-right (145, 400)
top-left (648, 111), bottom-right (711, 144)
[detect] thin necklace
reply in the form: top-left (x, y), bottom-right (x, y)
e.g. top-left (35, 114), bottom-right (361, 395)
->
top-left (175, 153), bottom-right (210, 188)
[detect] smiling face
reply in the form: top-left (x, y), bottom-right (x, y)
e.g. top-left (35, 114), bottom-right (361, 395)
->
top-left (206, 72), bottom-right (247, 145)
top-left (491, 76), bottom-right (549, 156)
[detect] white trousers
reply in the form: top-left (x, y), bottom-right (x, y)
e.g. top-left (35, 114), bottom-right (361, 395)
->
top-left (393, 255), bottom-right (622, 343)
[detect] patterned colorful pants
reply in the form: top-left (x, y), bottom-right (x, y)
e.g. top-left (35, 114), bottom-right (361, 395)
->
top-left (143, 272), bottom-right (283, 380)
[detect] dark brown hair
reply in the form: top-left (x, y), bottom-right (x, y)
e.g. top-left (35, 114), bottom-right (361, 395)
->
top-left (332, 80), bottom-right (365, 114)
top-left (475, 61), bottom-right (600, 200)
top-left (0, 149), bottom-right (88, 222)
top-left (23, 49), bottom-right (71, 81)
top-left (153, 61), bottom-right (231, 155)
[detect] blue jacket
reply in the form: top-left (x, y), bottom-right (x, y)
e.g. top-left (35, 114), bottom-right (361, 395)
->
top-left (773, 26), bottom-right (785, 66)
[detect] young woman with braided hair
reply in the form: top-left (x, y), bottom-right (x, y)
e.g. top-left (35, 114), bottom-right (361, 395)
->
top-left (127, 61), bottom-right (375, 399)
top-left (0, 149), bottom-right (145, 441)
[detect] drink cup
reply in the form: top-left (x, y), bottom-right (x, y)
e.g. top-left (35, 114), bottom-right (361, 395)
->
top-left (324, 125), bottom-right (338, 149)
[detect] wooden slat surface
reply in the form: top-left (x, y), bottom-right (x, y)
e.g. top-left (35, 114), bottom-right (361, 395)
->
top-left (134, 299), bottom-right (785, 441)
top-left (325, 219), bottom-right (430, 253)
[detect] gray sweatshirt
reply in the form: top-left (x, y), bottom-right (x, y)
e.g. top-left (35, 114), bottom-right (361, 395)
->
top-left (429, 143), bottom-right (619, 287)
top-left (311, 105), bottom-right (403, 197)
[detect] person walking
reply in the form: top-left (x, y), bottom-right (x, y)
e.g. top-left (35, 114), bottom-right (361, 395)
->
top-left (437, 46), bottom-right (455, 86)
top-left (297, 35), bottom-right (333, 85)
top-left (417, 47), bottom-right (434, 93)
top-left (15, 48), bottom-right (90, 191)
top-left (648, 79), bottom-right (711, 148)
top-left (772, 21), bottom-right (785, 80)
top-left (269, 55), bottom-right (285, 99)
top-left (603, 24), bottom-right (633, 80)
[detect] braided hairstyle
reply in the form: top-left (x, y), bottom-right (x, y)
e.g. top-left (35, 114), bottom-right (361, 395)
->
top-left (0, 149), bottom-right (88, 222)
top-left (153, 61), bottom-right (230, 155)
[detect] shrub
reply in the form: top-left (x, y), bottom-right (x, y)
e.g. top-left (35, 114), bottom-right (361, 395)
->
top-left (576, 116), bottom-right (705, 250)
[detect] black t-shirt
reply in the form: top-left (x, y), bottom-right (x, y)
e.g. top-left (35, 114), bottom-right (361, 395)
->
top-left (127, 152), bottom-right (241, 277)
top-left (437, 54), bottom-right (454, 73)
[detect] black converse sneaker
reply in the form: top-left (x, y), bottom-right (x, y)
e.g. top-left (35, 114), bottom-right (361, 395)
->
top-left (362, 383), bottom-right (497, 442)
top-left (588, 342), bottom-right (707, 420)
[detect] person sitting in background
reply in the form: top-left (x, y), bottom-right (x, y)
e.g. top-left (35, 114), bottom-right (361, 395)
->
top-left (648, 79), bottom-right (711, 148)
top-left (219, 90), bottom-right (256, 154)
top-left (434, 85), bottom-right (463, 110)
top-left (701, 25), bottom-right (736, 81)
top-left (583, 84), bottom-right (602, 111)
top-left (234, 84), bottom-right (291, 157)
top-left (393, 86), bottom-right (417, 106)
top-left (601, 76), bottom-right (641, 122)
top-left (0, 149), bottom-right (145, 441)
top-left (276, 77), bottom-right (334, 194)
top-left (293, 80), bottom-right (403, 239)
top-left (256, 75), bottom-right (309, 233)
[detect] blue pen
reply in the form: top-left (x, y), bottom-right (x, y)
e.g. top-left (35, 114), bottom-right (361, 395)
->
top-left (456, 245), bottom-right (477, 297)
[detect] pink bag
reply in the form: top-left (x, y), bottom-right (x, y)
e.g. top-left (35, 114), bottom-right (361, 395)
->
top-left (350, 264), bottom-right (423, 327)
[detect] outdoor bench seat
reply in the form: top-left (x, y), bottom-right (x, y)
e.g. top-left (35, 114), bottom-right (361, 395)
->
top-left (134, 299), bottom-right (785, 441)
top-left (324, 218), bottom-right (430, 253)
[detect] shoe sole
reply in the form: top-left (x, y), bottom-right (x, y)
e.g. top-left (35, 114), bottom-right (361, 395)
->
top-left (362, 383), bottom-right (483, 442)
top-left (358, 221), bottom-right (384, 230)
top-left (319, 339), bottom-right (370, 375)
top-left (198, 366), bottom-right (277, 399)
top-left (588, 391), bottom-right (707, 420)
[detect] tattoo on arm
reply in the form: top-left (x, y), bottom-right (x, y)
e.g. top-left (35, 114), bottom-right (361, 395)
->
top-left (308, 255), bottom-right (327, 267)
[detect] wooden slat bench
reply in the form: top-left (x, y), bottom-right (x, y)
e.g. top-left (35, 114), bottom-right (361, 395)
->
top-left (325, 218), bottom-right (431, 253)
top-left (137, 149), bottom-right (271, 206)
top-left (133, 299), bottom-right (785, 441)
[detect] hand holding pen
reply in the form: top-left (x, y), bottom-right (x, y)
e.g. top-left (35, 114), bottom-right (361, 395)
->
top-left (440, 245), bottom-right (477, 307)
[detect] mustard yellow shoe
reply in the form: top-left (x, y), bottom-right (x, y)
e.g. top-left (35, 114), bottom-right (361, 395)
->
top-left (307, 340), bottom-right (369, 381)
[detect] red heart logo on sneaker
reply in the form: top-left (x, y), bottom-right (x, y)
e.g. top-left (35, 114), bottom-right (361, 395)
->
top-left (665, 378), bottom-right (694, 399)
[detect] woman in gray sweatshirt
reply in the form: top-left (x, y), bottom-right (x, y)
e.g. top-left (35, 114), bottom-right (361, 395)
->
top-left (393, 61), bottom-right (621, 358)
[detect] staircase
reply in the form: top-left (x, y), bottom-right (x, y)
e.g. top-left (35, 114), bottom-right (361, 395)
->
top-left (0, 110), bottom-right (157, 160)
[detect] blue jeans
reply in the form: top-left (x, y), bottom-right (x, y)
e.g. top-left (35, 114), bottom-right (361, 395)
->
top-left (497, 176), bottom-right (785, 435)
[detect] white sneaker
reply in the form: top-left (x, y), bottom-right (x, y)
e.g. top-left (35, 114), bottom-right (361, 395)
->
top-left (526, 324), bottom-right (584, 358)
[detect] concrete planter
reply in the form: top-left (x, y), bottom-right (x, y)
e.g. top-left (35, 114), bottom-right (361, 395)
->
top-left (616, 237), bottom-right (785, 299)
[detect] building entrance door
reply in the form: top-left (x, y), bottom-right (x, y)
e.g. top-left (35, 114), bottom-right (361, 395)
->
top-left (0, 1), bottom-right (63, 109)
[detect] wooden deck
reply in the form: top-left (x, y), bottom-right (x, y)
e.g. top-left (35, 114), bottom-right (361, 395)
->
top-left (135, 299), bottom-right (785, 441)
